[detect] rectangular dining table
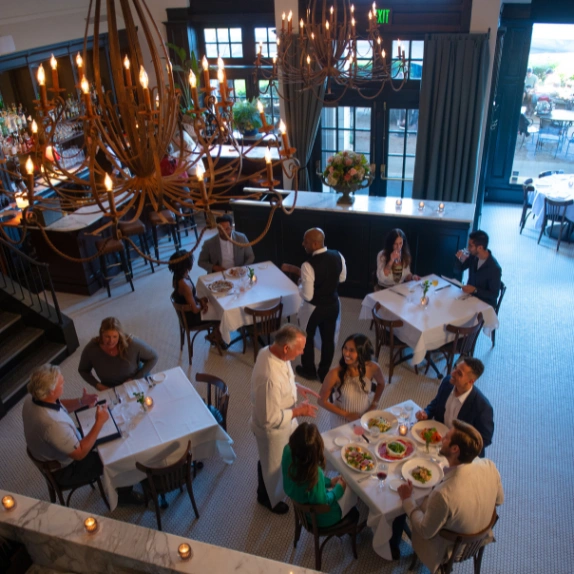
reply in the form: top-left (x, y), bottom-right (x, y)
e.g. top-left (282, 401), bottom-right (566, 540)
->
top-left (196, 261), bottom-right (302, 344)
top-left (529, 173), bottom-right (574, 230)
top-left (322, 400), bottom-right (444, 561)
top-left (96, 367), bottom-right (236, 510)
top-left (359, 274), bottom-right (499, 366)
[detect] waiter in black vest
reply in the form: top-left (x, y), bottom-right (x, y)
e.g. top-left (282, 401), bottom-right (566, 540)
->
top-left (296, 228), bottom-right (347, 382)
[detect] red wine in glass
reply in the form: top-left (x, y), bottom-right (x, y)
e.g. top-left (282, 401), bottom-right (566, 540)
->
top-left (377, 471), bottom-right (388, 481)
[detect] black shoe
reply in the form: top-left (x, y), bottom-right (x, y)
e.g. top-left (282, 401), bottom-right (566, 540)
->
top-left (295, 365), bottom-right (318, 381)
top-left (159, 494), bottom-right (169, 509)
top-left (257, 497), bottom-right (289, 514)
top-left (390, 543), bottom-right (401, 560)
top-left (118, 491), bottom-right (146, 507)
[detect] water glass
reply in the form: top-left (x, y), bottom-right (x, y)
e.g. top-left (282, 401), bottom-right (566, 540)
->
top-left (370, 426), bottom-right (381, 440)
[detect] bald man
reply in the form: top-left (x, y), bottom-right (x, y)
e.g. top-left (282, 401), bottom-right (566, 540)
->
top-left (296, 228), bottom-right (346, 382)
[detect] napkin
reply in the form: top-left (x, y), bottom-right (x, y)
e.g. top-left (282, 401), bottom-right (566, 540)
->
top-left (124, 379), bottom-right (146, 399)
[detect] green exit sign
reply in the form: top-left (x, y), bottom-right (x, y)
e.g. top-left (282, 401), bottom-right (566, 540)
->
top-left (377, 8), bottom-right (391, 24)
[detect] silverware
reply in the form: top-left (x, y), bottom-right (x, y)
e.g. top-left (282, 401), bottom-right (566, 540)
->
top-left (357, 475), bottom-right (372, 483)
top-left (435, 285), bottom-right (451, 292)
top-left (390, 289), bottom-right (406, 298)
top-left (113, 387), bottom-right (121, 404)
top-left (146, 376), bottom-right (154, 388)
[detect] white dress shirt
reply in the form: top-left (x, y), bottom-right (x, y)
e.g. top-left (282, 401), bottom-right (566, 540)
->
top-left (219, 237), bottom-right (235, 269)
top-left (300, 247), bottom-right (347, 302)
top-left (444, 387), bottom-right (473, 428)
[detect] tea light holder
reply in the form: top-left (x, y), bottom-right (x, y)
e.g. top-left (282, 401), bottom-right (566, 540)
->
top-left (418, 201), bottom-right (425, 210)
top-left (144, 396), bottom-right (154, 409)
top-left (178, 543), bottom-right (192, 560)
top-left (84, 516), bottom-right (98, 533)
top-left (395, 199), bottom-right (402, 207)
top-left (398, 424), bottom-right (408, 436)
top-left (438, 203), bottom-right (445, 213)
top-left (2, 495), bottom-right (16, 511)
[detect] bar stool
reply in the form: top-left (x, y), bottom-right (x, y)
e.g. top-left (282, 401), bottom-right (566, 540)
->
top-left (148, 209), bottom-right (180, 261)
top-left (174, 202), bottom-right (199, 243)
top-left (118, 219), bottom-right (154, 274)
top-left (95, 237), bottom-right (135, 298)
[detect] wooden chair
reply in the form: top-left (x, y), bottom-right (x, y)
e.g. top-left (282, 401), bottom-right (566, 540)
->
top-left (371, 303), bottom-right (412, 384)
top-left (27, 448), bottom-right (109, 509)
top-left (280, 263), bottom-right (301, 285)
top-left (118, 218), bottom-right (154, 274)
top-left (148, 209), bottom-right (181, 261)
top-left (136, 440), bottom-right (199, 531)
top-left (291, 500), bottom-right (359, 572)
top-left (430, 313), bottom-right (484, 377)
top-left (171, 296), bottom-right (222, 365)
top-left (519, 180), bottom-right (535, 234)
top-left (437, 510), bottom-right (499, 574)
top-left (196, 373), bottom-right (230, 432)
top-left (491, 282), bottom-right (506, 347)
top-left (538, 169), bottom-right (564, 178)
top-left (537, 197), bottom-right (574, 252)
top-left (242, 298), bottom-right (283, 362)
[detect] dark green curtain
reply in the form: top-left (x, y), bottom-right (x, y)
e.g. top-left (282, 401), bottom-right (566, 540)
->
top-left (282, 43), bottom-right (325, 190)
top-left (412, 33), bottom-right (489, 203)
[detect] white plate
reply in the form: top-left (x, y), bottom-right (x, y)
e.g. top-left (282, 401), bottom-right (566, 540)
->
top-left (402, 457), bottom-right (444, 489)
top-left (341, 442), bottom-right (377, 474)
top-left (334, 436), bottom-right (350, 447)
top-left (257, 263), bottom-right (268, 269)
top-left (388, 479), bottom-right (404, 492)
top-left (375, 436), bottom-right (417, 462)
top-left (225, 267), bottom-right (247, 279)
top-left (151, 373), bottom-right (166, 383)
top-left (410, 420), bottom-right (449, 445)
top-left (360, 410), bottom-right (398, 433)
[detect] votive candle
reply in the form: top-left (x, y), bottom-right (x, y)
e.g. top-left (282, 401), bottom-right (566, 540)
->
top-left (396, 199), bottom-right (402, 207)
top-left (84, 517), bottom-right (98, 533)
top-left (2, 495), bottom-right (15, 510)
top-left (398, 424), bottom-right (408, 436)
top-left (438, 203), bottom-right (445, 212)
top-left (418, 201), bottom-right (425, 210)
top-left (144, 396), bottom-right (154, 408)
top-left (178, 543), bottom-right (192, 560)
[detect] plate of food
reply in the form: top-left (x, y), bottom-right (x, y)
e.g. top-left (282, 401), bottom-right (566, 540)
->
top-left (375, 437), bottom-right (416, 462)
top-left (360, 410), bottom-right (398, 434)
top-left (341, 443), bottom-right (376, 474)
top-left (225, 267), bottom-right (247, 279)
top-left (207, 279), bottom-right (234, 294)
top-left (411, 421), bottom-right (449, 445)
top-left (401, 457), bottom-right (444, 489)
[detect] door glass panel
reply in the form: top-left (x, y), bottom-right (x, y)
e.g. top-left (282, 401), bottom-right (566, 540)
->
top-left (386, 108), bottom-right (418, 197)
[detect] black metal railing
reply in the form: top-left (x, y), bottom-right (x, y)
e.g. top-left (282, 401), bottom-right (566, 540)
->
top-left (0, 238), bottom-right (63, 324)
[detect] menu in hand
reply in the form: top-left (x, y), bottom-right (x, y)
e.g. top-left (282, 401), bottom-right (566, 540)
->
top-left (75, 401), bottom-right (121, 446)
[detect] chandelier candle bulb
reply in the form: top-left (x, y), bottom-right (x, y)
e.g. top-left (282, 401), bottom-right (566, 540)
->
top-left (104, 173), bottom-right (115, 213)
top-left (50, 55), bottom-right (59, 92)
top-left (217, 69), bottom-right (226, 102)
top-left (282, 12), bottom-right (286, 32)
top-left (84, 517), bottom-right (98, 533)
top-left (279, 120), bottom-right (289, 151)
top-left (202, 57), bottom-right (211, 97)
top-left (189, 71), bottom-right (199, 109)
top-left (419, 201), bottom-right (425, 210)
top-left (288, 10), bottom-right (293, 33)
top-left (76, 53), bottom-right (83, 71)
top-left (257, 100), bottom-right (267, 127)
top-left (123, 56), bottom-right (132, 87)
top-left (2, 495), bottom-right (16, 510)
top-left (139, 66), bottom-right (151, 110)
top-left (178, 543), bottom-right (192, 560)
top-left (25, 156), bottom-right (35, 203)
top-left (15, 194), bottom-right (29, 210)
top-left (196, 163), bottom-right (207, 200)
top-left (265, 147), bottom-right (273, 184)
top-left (37, 64), bottom-right (48, 108)
top-left (81, 76), bottom-right (92, 116)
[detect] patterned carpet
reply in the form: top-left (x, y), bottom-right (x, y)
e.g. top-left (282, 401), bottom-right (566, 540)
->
top-left (1, 203), bottom-right (573, 573)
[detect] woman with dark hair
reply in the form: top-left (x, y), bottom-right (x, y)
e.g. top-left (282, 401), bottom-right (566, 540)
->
top-left (318, 333), bottom-right (385, 427)
top-left (78, 317), bottom-right (158, 390)
top-left (376, 228), bottom-right (419, 288)
top-left (282, 422), bottom-right (354, 527)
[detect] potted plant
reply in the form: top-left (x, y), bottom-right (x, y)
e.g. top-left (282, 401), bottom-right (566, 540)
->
top-left (167, 43), bottom-right (201, 117)
top-left (232, 99), bottom-right (262, 136)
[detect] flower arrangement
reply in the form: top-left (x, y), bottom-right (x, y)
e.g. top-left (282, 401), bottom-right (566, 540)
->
top-left (323, 150), bottom-right (371, 188)
top-left (133, 391), bottom-right (147, 411)
top-left (421, 279), bottom-right (439, 299)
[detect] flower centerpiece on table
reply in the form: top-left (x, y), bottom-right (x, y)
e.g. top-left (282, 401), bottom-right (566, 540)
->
top-left (321, 150), bottom-right (374, 205)
top-left (420, 279), bottom-right (438, 307)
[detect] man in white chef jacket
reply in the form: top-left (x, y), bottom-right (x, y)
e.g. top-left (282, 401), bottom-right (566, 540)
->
top-left (251, 324), bottom-right (320, 514)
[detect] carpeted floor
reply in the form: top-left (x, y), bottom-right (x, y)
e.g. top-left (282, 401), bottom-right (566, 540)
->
top-left (1, 203), bottom-right (573, 573)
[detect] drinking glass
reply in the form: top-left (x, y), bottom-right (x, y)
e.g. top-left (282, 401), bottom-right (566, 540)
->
top-left (370, 426), bottom-right (381, 441)
top-left (353, 425), bottom-right (365, 439)
top-left (376, 464), bottom-right (388, 491)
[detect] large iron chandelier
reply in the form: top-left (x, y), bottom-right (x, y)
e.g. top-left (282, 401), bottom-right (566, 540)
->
top-left (0, 0), bottom-right (299, 264)
top-left (255, 0), bottom-right (407, 103)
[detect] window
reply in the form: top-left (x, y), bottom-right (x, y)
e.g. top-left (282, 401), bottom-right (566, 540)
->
top-left (257, 81), bottom-right (280, 127)
top-left (391, 40), bottom-right (424, 80)
top-left (204, 28), bottom-right (243, 58)
top-left (209, 78), bottom-right (247, 102)
top-left (255, 27), bottom-right (277, 58)
top-left (320, 106), bottom-right (372, 192)
top-left (386, 108), bottom-right (419, 197)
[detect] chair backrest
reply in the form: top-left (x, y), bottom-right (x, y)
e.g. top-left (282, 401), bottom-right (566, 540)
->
top-left (522, 184), bottom-right (535, 206)
top-left (291, 499), bottom-right (331, 534)
top-left (281, 263), bottom-right (301, 285)
top-left (544, 197), bottom-right (574, 222)
top-left (445, 313), bottom-right (484, 358)
top-left (171, 295), bottom-right (194, 333)
top-left (495, 282), bottom-right (506, 315)
top-left (245, 299), bottom-right (283, 339)
top-left (372, 303), bottom-right (404, 348)
top-left (135, 440), bottom-right (193, 496)
top-left (438, 510), bottom-right (499, 573)
top-left (27, 448), bottom-right (65, 499)
top-left (539, 169), bottom-right (563, 178)
top-left (195, 373), bottom-right (230, 431)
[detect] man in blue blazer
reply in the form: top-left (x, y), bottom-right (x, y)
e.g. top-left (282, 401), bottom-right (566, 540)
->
top-left (416, 357), bottom-right (493, 457)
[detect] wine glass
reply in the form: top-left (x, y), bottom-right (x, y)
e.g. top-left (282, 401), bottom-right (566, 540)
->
top-left (353, 425), bottom-right (365, 439)
top-left (376, 463), bottom-right (388, 491)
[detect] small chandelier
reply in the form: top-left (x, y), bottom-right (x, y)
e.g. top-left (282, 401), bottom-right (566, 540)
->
top-left (255, 0), bottom-right (407, 103)
top-left (0, 0), bottom-right (299, 264)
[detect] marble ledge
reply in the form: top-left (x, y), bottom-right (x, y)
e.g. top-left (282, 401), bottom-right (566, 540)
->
top-left (0, 490), bottom-right (317, 574)
top-left (236, 189), bottom-right (475, 223)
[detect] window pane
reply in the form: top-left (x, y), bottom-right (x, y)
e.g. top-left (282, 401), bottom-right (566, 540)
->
top-left (411, 41), bottom-right (424, 59)
top-left (388, 155), bottom-right (403, 178)
top-left (220, 45), bottom-right (231, 58)
top-left (356, 108), bottom-right (371, 129)
top-left (233, 79), bottom-right (247, 100)
top-left (217, 28), bottom-right (229, 42)
top-left (322, 107), bottom-right (337, 128)
top-left (409, 61), bottom-right (423, 80)
top-left (355, 132), bottom-right (370, 154)
top-left (204, 28), bottom-right (216, 43)
top-left (338, 130), bottom-right (353, 150)
top-left (229, 28), bottom-right (242, 43)
top-left (268, 43), bottom-right (277, 57)
top-left (356, 40), bottom-right (373, 60)
top-left (322, 129), bottom-right (336, 150)
top-left (255, 27), bottom-right (267, 42)
top-left (231, 44), bottom-right (243, 58)
top-left (205, 44), bottom-right (218, 58)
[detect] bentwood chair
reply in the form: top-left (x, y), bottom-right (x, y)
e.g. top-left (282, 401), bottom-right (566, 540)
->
top-left (195, 373), bottom-right (230, 433)
top-left (519, 179), bottom-right (535, 234)
top-left (171, 296), bottom-right (223, 365)
top-left (243, 298), bottom-right (283, 362)
top-left (136, 440), bottom-right (199, 531)
top-left (291, 500), bottom-right (360, 572)
top-left (430, 313), bottom-right (484, 377)
top-left (280, 263), bottom-right (301, 285)
top-left (372, 303), bottom-right (413, 384)
top-left (491, 282), bottom-right (506, 347)
top-left (537, 197), bottom-right (574, 252)
top-left (27, 448), bottom-right (109, 509)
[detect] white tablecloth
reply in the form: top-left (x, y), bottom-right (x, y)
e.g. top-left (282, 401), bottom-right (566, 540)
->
top-left (359, 275), bottom-right (498, 365)
top-left (530, 174), bottom-right (574, 230)
top-left (97, 367), bottom-right (236, 510)
top-left (196, 262), bottom-right (302, 344)
top-left (322, 400), bottom-right (442, 561)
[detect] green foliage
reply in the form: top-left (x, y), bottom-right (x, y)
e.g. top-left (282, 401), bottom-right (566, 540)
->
top-left (232, 99), bottom-right (263, 133)
top-left (166, 42), bottom-right (201, 114)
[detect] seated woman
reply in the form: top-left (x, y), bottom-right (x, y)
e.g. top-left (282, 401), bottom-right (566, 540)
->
top-left (168, 249), bottom-right (225, 348)
top-left (376, 228), bottom-right (419, 289)
top-left (282, 422), bottom-right (355, 528)
top-left (319, 334), bottom-right (385, 428)
top-left (78, 317), bottom-right (158, 390)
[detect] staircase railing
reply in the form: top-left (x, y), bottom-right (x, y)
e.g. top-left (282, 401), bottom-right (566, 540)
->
top-left (0, 237), bottom-right (63, 324)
